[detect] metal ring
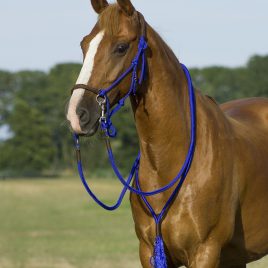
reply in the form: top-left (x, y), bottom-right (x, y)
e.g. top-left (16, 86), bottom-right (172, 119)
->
top-left (96, 94), bottom-right (106, 106)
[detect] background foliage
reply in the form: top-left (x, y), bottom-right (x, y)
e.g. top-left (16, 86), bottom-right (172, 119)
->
top-left (0, 55), bottom-right (268, 177)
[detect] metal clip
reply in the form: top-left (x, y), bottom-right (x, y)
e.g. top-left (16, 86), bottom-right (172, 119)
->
top-left (99, 104), bottom-right (106, 123)
top-left (96, 94), bottom-right (107, 123)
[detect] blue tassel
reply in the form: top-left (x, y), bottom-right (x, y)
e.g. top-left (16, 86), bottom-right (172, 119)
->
top-left (151, 235), bottom-right (167, 268)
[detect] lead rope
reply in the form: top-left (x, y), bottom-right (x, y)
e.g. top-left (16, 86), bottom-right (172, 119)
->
top-left (72, 35), bottom-right (196, 267)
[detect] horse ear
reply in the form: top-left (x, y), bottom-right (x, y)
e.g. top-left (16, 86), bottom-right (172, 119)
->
top-left (91, 0), bottom-right (109, 14)
top-left (117, 0), bottom-right (135, 16)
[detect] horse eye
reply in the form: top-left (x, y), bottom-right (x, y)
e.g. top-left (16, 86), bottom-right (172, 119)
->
top-left (115, 43), bottom-right (129, 55)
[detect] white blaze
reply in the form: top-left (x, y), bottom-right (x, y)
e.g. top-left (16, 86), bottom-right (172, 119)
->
top-left (67, 31), bottom-right (105, 133)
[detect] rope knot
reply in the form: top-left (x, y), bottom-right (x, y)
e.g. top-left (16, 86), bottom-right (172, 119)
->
top-left (98, 89), bottom-right (106, 98)
top-left (119, 99), bottom-right (125, 107)
top-left (132, 59), bottom-right (139, 67)
top-left (138, 36), bottom-right (148, 51)
top-left (151, 235), bottom-right (167, 268)
top-left (100, 119), bottom-right (117, 138)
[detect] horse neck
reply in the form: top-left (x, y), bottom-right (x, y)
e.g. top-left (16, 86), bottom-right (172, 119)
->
top-left (131, 26), bottom-right (194, 183)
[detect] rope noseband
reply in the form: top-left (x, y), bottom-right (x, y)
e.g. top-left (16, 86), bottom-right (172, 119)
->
top-left (71, 84), bottom-right (99, 95)
top-left (71, 12), bottom-right (196, 268)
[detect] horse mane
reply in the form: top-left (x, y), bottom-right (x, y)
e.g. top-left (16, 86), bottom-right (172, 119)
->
top-left (98, 4), bottom-right (121, 36)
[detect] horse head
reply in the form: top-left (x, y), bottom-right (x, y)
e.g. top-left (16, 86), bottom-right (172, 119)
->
top-left (67, 0), bottom-right (146, 136)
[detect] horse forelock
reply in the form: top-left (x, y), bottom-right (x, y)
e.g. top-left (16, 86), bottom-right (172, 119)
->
top-left (99, 4), bottom-right (120, 36)
top-left (98, 4), bottom-right (138, 36)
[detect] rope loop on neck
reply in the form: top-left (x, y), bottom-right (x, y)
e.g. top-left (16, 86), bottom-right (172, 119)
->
top-left (74, 63), bottom-right (196, 197)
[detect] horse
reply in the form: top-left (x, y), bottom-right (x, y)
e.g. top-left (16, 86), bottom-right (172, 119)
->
top-left (66, 1), bottom-right (268, 267)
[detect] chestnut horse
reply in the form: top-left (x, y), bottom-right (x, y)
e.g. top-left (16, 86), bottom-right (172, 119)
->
top-left (66, 1), bottom-right (268, 267)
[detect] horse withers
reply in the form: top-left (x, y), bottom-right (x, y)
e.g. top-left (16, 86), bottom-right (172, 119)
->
top-left (66, 1), bottom-right (268, 267)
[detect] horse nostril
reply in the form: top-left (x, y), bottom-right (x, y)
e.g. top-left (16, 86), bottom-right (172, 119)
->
top-left (76, 107), bottom-right (90, 127)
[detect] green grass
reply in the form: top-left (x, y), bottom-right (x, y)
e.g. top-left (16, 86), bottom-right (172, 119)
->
top-left (0, 178), bottom-right (267, 268)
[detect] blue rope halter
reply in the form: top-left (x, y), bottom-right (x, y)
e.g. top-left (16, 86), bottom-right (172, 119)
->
top-left (72, 34), bottom-right (196, 268)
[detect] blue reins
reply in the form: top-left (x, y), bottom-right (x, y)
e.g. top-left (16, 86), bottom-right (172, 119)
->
top-left (72, 35), bottom-right (196, 268)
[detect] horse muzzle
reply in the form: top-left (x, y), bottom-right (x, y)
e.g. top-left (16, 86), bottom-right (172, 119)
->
top-left (67, 93), bottom-right (101, 137)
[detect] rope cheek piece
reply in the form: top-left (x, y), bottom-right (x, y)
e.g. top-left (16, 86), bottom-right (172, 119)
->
top-left (71, 15), bottom-right (196, 268)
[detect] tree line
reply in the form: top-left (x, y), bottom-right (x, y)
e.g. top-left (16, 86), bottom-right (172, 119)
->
top-left (0, 55), bottom-right (267, 177)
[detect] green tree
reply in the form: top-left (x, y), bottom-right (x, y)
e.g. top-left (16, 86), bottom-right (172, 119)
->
top-left (0, 99), bottom-right (55, 176)
top-left (1, 54), bottom-right (268, 177)
top-left (245, 55), bottom-right (268, 97)
top-left (44, 64), bottom-right (82, 169)
top-left (0, 71), bottom-right (17, 125)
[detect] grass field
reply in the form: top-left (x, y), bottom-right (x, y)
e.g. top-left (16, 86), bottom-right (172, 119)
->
top-left (0, 178), bottom-right (267, 268)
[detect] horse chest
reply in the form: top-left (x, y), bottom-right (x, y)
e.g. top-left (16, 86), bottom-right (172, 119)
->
top-left (131, 184), bottom-right (221, 264)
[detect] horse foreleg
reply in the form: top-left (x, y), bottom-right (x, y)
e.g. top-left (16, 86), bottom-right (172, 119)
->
top-left (139, 240), bottom-right (154, 268)
top-left (190, 241), bottom-right (221, 268)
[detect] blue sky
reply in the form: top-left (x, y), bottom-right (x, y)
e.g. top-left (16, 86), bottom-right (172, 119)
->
top-left (1, 0), bottom-right (268, 71)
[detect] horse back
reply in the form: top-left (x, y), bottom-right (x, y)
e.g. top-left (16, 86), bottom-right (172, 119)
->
top-left (220, 97), bottom-right (268, 131)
